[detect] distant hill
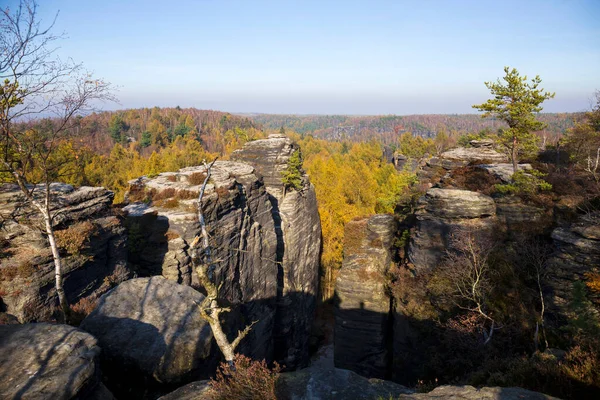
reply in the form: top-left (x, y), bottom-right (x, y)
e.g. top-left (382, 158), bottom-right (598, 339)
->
top-left (57, 107), bottom-right (260, 155)
top-left (246, 113), bottom-right (580, 144)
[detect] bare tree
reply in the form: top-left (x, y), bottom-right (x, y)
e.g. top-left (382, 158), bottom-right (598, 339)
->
top-left (0, 0), bottom-right (114, 321)
top-left (516, 238), bottom-right (552, 350)
top-left (442, 228), bottom-right (498, 344)
top-left (190, 159), bottom-right (257, 364)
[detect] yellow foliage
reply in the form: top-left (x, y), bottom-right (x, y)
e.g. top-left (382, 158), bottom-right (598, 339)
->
top-left (297, 135), bottom-right (415, 290)
top-left (586, 272), bottom-right (600, 294)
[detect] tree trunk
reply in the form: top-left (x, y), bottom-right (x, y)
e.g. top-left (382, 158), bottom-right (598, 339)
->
top-left (43, 211), bottom-right (70, 322)
top-left (512, 135), bottom-right (518, 174)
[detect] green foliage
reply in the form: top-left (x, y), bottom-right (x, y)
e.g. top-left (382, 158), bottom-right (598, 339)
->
top-left (281, 149), bottom-right (304, 191)
top-left (397, 132), bottom-right (435, 159)
top-left (473, 67), bottom-right (555, 171)
top-left (562, 91), bottom-right (600, 178)
top-left (566, 281), bottom-right (600, 337)
top-left (140, 130), bottom-right (151, 147)
top-left (495, 170), bottom-right (552, 195)
top-left (457, 129), bottom-right (492, 147)
top-left (109, 113), bottom-right (129, 142)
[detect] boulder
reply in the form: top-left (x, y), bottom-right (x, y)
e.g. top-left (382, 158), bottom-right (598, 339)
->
top-left (397, 385), bottom-right (558, 400)
top-left (548, 214), bottom-right (600, 309)
top-left (123, 161), bottom-right (279, 363)
top-left (408, 189), bottom-right (498, 273)
top-left (80, 277), bottom-right (214, 398)
top-left (476, 163), bottom-right (532, 183)
top-left (0, 184), bottom-right (130, 322)
top-left (158, 380), bottom-right (211, 400)
top-left (334, 215), bottom-right (397, 378)
top-left (0, 323), bottom-right (104, 400)
top-left (232, 134), bottom-right (322, 369)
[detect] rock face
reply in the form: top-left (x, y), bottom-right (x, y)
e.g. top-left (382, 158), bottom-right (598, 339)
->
top-left (123, 161), bottom-right (279, 363)
top-left (408, 188), bottom-right (497, 273)
top-left (334, 215), bottom-right (397, 379)
top-left (80, 277), bottom-right (214, 398)
top-left (0, 184), bottom-right (130, 322)
top-left (549, 213), bottom-right (600, 309)
top-left (232, 134), bottom-right (322, 369)
top-left (0, 323), bottom-right (104, 400)
top-left (123, 136), bottom-right (321, 370)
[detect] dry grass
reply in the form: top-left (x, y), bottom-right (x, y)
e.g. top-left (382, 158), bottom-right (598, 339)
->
top-left (55, 221), bottom-right (96, 254)
top-left (208, 355), bottom-right (281, 400)
top-left (187, 172), bottom-right (207, 185)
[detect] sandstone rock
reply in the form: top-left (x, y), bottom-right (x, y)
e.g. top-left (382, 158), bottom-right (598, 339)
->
top-left (408, 189), bottom-right (497, 273)
top-left (495, 196), bottom-right (549, 234)
top-left (0, 184), bottom-right (130, 322)
top-left (397, 385), bottom-right (558, 399)
top-left (334, 215), bottom-right (396, 378)
top-left (80, 277), bottom-right (214, 397)
top-left (548, 214), bottom-right (600, 309)
top-left (428, 147), bottom-right (508, 170)
top-left (233, 135), bottom-right (322, 369)
top-left (476, 163), bottom-right (532, 183)
top-left (470, 139), bottom-right (495, 148)
top-left (0, 323), bottom-right (102, 400)
top-left (123, 161), bottom-right (279, 363)
top-left (158, 381), bottom-right (211, 400)
top-left (279, 345), bottom-right (557, 400)
top-left (281, 345), bottom-right (412, 400)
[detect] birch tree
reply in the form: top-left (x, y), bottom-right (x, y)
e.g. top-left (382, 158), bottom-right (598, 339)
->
top-left (0, 0), bottom-right (114, 321)
top-left (190, 159), bottom-right (257, 364)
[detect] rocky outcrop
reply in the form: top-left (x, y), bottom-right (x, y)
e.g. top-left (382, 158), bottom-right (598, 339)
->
top-left (158, 381), bottom-right (211, 400)
top-left (232, 134), bottom-right (322, 369)
top-left (80, 277), bottom-right (214, 398)
top-left (549, 214), bottom-right (600, 309)
top-left (428, 145), bottom-right (508, 170)
top-left (0, 322), bottom-right (108, 399)
top-left (398, 385), bottom-right (558, 400)
top-left (408, 188), bottom-right (497, 273)
top-left (123, 161), bottom-right (279, 363)
top-left (476, 163), bottom-right (532, 183)
top-left (0, 184), bottom-right (130, 322)
top-left (417, 143), bottom-right (508, 187)
top-left (334, 215), bottom-right (396, 379)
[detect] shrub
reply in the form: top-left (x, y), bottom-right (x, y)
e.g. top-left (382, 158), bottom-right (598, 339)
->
top-left (175, 189), bottom-right (199, 200)
top-left (151, 187), bottom-right (176, 201)
top-left (208, 355), bottom-right (280, 400)
top-left (281, 149), bottom-right (303, 191)
top-left (55, 221), bottom-right (97, 255)
top-left (70, 295), bottom-right (99, 326)
top-left (495, 170), bottom-right (552, 196)
top-left (188, 171), bottom-right (207, 185)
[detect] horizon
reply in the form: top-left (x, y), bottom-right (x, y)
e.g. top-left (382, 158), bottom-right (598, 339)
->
top-left (22, 0), bottom-right (600, 115)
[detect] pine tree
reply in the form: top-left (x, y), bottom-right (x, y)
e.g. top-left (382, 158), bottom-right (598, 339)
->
top-left (473, 67), bottom-right (555, 173)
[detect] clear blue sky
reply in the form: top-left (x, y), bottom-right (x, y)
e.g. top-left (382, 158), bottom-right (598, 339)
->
top-left (27, 0), bottom-right (600, 114)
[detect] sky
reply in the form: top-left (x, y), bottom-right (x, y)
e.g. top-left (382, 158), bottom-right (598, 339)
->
top-left (23, 0), bottom-right (600, 114)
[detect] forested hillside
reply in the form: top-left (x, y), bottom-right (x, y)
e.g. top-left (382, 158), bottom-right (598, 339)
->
top-left (248, 113), bottom-right (578, 144)
top-left (64, 107), bottom-right (262, 155)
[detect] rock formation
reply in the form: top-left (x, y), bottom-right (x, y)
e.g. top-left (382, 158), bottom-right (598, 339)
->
top-left (334, 215), bottom-right (397, 378)
top-left (408, 188), bottom-right (497, 273)
top-left (549, 213), bottom-right (600, 310)
top-left (232, 134), bottom-right (322, 369)
top-left (80, 277), bottom-right (214, 398)
top-left (0, 183), bottom-right (130, 322)
top-left (122, 161), bottom-right (279, 366)
top-left (0, 322), bottom-right (111, 399)
top-left (122, 135), bottom-right (321, 370)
